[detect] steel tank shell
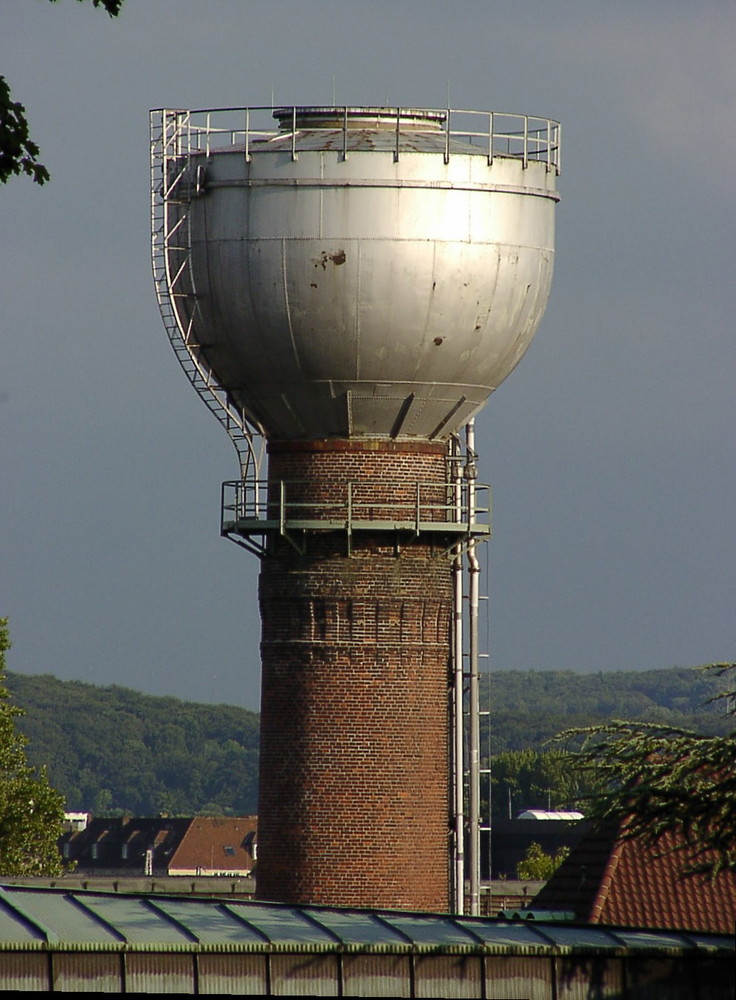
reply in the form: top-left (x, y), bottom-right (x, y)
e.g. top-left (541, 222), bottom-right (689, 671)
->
top-left (176, 113), bottom-right (559, 441)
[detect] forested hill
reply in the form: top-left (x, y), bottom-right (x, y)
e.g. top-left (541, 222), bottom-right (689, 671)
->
top-left (6, 666), bottom-right (730, 816)
top-left (486, 666), bottom-right (730, 753)
top-left (6, 673), bottom-right (259, 817)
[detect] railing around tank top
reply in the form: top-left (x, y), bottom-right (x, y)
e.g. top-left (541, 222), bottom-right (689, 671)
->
top-left (158, 106), bottom-right (560, 173)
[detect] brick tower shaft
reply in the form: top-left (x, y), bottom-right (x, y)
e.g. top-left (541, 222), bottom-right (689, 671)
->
top-left (256, 441), bottom-right (453, 910)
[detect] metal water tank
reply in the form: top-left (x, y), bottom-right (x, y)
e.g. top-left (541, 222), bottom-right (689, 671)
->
top-left (162, 106), bottom-right (559, 442)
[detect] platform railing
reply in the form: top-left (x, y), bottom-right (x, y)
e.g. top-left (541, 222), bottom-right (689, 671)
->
top-left (154, 106), bottom-right (560, 172)
top-left (221, 478), bottom-right (491, 541)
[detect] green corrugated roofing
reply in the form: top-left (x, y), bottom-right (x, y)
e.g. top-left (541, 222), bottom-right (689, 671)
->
top-left (526, 924), bottom-right (627, 951)
top-left (222, 901), bottom-right (340, 946)
top-left (0, 885), bottom-right (732, 956)
top-left (0, 888), bottom-right (46, 943)
top-left (451, 920), bottom-right (555, 949)
top-left (78, 896), bottom-right (194, 945)
top-left (375, 913), bottom-right (481, 947)
top-left (155, 900), bottom-right (268, 945)
top-left (5, 891), bottom-right (121, 945)
top-left (302, 909), bottom-right (410, 947)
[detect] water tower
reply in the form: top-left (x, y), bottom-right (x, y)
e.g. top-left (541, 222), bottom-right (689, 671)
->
top-left (150, 105), bottom-right (560, 912)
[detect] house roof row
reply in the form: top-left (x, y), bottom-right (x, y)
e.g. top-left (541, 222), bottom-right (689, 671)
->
top-left (62, 813), bottom-right (736, 936)
top-left (61, 816), bottom-right (258, 877)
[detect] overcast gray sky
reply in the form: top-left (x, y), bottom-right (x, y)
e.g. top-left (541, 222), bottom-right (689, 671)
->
top-left (1, 0), bottom-right (734, 710)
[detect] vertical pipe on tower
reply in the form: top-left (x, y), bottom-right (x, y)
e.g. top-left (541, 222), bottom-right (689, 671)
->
top-left (451, 437), bottom-right (465, 913)
top-left (466, 420), bottom-right (481, 915)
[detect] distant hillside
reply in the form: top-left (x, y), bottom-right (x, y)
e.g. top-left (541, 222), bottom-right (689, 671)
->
top-left (486, 666), bottom-right (730, 753)
top-left (6, 665), bottom-right (729, 815)
top-left (6, 673), bottom-right (259, 816)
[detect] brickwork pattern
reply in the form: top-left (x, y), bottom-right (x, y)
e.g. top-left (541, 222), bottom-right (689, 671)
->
top-left (265, 439), bottom-right (453, 525)
top-left (257, 441), bottom-right (453, 911)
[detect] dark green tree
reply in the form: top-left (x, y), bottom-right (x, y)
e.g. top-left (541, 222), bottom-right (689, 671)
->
top-left (0, 620), bottom-right (65, 875)
top-left (556, 663), bottom-right (736, 875)
top-left (0, 1), bottom-right (124, 185)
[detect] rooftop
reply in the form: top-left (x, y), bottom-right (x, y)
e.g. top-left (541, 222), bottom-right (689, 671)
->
top-left (532, 822), bottom-right (736, 935)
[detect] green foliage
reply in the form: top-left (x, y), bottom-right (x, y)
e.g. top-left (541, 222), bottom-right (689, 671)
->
top-left (516, 842), bottom-right (570, 881)
top-left (0, 1), bottom-right (123, 186)
top-left (484, 667), bottom-right (730, 755)
top-left (0, 621), bottom-right (65, 875)
top-left (555, 663), bottom-right (736, 875)
top-left (485, 666), bottom-right (730, 821)
top-left (0, 76), bottom-right (49, 185)
top-left (7, 672), bottom-right (260, 817)
top-left (8, 663), bottom-right (725, 822)
top-left (76, 0), bottom-right (124, 13)
top-left (490, 748), bottom-right (601, 820)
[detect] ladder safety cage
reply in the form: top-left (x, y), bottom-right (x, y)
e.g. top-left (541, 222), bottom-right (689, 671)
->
top-left (150, 109), bottom-right (266, 483)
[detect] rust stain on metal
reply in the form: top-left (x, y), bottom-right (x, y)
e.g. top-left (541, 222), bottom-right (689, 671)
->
top-left (315, 250), bottom-right (347, 269)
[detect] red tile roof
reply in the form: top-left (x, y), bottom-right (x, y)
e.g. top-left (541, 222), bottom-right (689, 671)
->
top-left (533, 821), bottom-right (736, 934)
top-left (168, 816), bottom-right (257, 876)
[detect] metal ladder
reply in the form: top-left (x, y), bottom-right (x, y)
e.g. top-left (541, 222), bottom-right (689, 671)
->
top-left (450, 422), bottom-right (492, 916)
top-left (149, 108), bottom-right (265, 483)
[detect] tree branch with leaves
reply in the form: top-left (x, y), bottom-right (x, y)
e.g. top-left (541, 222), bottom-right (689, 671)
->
top-left (0, 0), bottom-right (124, 186)
top-left (555, 664), bottom-right (736, 876)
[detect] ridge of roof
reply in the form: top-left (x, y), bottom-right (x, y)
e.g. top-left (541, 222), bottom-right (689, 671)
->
top-left (588, 830), bottom-right (625, 923)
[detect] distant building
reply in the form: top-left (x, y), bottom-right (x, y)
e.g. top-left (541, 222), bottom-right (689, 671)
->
top-left (61, 812), bottom-right (90, 833)
top-left (60, 816), bottom-right (189, 873)
top-left (59, 816), bottom-right (257, 878)
top-left (516, 809), bottom-right (584, 821)
top-left (168, 816), bottom-right (257, 876)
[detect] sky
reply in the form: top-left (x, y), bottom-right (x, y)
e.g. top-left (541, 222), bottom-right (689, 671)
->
top-left (1, 0), bottom-right (734, 711)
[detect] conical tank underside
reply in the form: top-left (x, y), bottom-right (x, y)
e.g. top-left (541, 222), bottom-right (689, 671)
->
top-left (166, 107), bottom-right (560, 441)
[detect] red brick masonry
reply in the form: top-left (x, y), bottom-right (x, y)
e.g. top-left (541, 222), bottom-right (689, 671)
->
top-left (256, 440), bottom-right (454, 910)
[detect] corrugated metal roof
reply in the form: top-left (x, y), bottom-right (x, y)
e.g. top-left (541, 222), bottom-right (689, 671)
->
top-left (374, 913), bottom-right (481, 948)
top-left (75, 895), bottom-right (194, 945)
top-left (302, 909), bottom-right (411, 947)
top-left (0, 890), bottom-right (44, 943)
top-left (0, 885), bottom-right (732, 956)
top-left (219, 902), bottom-right (339, 947)
top-left (3, 890), bottom-right (122, 945)
top-left (153, 900), bottom-right (267, 946)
